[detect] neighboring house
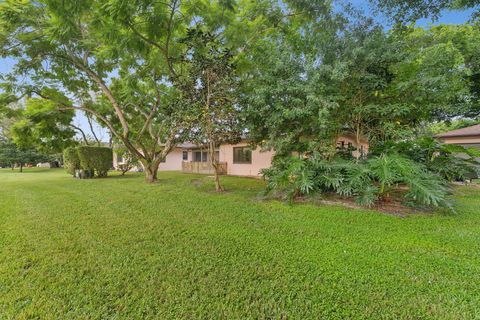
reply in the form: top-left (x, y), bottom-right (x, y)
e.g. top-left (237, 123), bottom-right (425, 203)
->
top-left (435, 124), bottom-right (480, 148)
top-left (113, 136), bottom-right (369, 177)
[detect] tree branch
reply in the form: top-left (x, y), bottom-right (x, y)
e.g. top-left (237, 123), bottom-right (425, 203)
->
top-left (58, 49), bottom-right (130, 139)
top-left (70, 124), bottom-right (90, 145)
top-left (86, 113), bottom-right (101, 145)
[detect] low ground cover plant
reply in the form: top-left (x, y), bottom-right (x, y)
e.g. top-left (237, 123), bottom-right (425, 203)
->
top-left (371, 136), bottom-right (480, 182)
top-left (262, 152), bottom-right (453, 210)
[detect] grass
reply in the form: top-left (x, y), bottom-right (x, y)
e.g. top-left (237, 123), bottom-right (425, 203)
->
top-left (0, 168), bottom-right (479, 319)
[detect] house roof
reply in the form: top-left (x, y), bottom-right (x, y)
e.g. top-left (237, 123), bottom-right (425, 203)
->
top-left (177, 142), bottom-right (198, 148)
top-left (435, 124), bottom-right (480, 138)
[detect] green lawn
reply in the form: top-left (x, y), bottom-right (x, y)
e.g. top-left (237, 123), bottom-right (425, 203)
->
top-left (1, 169), bottom-right (479, 319)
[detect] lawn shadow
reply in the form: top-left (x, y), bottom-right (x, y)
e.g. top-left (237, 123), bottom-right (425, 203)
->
top-left (106, 173), bottom-right (143, 180)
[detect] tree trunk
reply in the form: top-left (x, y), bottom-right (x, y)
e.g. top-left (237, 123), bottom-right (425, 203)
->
top-left (143, 161), bottom-right (160, 183)
top-left (209, 141), bottom-right (223, 192)
top-left (355, 121), bottom-right (362, 160)
top-left (213, 167), bottom-right (223, 192)
top-left (20, 163), bottom-right (23, 173)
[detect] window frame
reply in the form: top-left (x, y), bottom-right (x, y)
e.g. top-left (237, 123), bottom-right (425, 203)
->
top-left (193, 150), bottom-right (208, 162)
top-left (182, 151), bottom-right (188, 161)
top-left (233, 147), bottom-right (252, 164)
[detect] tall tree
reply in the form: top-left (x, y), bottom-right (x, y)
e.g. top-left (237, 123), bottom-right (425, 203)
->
top-left (0, 0), bottom-right (285, 183)
top-left (178, 27), bottom-right (242, 191)
top-left (0, 0), bottom-right (195, 182)
top-left (243, 6), bottom-right (480, 157)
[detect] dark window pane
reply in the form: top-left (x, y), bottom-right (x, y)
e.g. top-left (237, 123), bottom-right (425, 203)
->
top-left (233, 147), bottom-right (252, 164)
top-left (194, 151), bottom-right (202, 162)
top-left (182, 151), bottom-right (188, 161)
top-left (245, 149), bottom-right (252, 162)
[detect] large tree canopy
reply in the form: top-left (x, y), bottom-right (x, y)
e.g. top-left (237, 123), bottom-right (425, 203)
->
top-left (0, 0), bottom-right (324, 182)
top-left (1, 0), bottom-right (479, 182)
top-left (243, 14), bottom-right (480, 156)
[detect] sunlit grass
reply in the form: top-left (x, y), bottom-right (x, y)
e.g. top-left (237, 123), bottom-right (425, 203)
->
top-left (1, 168), bottom-right (479, 319)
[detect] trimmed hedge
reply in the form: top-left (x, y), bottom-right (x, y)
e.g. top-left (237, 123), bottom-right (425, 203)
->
top-left (63, 146), bottom-right (80, 176)
top-left (63, 146), bottom-right (113, 178)
top-left (77, 146), bottom-right (113, 177)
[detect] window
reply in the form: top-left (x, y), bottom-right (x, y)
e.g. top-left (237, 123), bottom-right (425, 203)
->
top-left (233, 147), bottom-right (252, 164)
top-left (194, 151), bottom-right (208, 162)
top-left (182, 151), bottom-right (188, 161)
top-left (194, 151), bottom-right (202, 162)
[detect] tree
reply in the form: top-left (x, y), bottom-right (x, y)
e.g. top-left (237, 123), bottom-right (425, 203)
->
top-left (10, 98), bottom-right (77, 154)
top-left (0, 0), bottom-right (197, 183)
top-left (0, 141), bottom-right (50, 172)
top-left (243, 11), bottom-right (480, 157)
top-left (429, 118), bottom-right (480, 134)
top-left (388, 24), bottom-right (480, 120)
top-left (0, 0), bottom-right (286, 183)
top-left (178, 27), bottom-right (242, 191)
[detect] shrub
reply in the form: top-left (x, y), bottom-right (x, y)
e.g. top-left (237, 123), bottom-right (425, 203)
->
top-left (76, 146), bottom-right (113, 177)
top-left (63, 146), bottom-right (80, 176)
top-left (262, 153), bottom-right (451, 210)
top-left (371, 137), bottom-right (480, 182)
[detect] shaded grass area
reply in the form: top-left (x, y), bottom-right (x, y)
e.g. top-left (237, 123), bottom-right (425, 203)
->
top-left (0, 168), bottom-right (479, 319)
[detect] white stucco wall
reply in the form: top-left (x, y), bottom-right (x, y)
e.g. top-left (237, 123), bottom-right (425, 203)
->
top-left (219, 143), bottom-right (274, 177)
top-left (159, 148), bottom-right (184, 171)
top-left (113, 147), bottom-right (184, 171)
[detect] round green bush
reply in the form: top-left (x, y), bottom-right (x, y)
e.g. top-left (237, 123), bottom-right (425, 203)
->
top-left (63, 146), bottom-right (80, 176)
top-left (77, 146), bottom-right (113, 177)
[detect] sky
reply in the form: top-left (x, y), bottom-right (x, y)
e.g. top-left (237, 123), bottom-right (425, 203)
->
top-left (0, 1), bottom-right (477, 142)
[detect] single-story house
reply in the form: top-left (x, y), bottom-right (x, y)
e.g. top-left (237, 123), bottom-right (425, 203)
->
top-left (435, 124), bottom-right (480, 148)
top-left (113, 135), bottom-right (369, 177)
